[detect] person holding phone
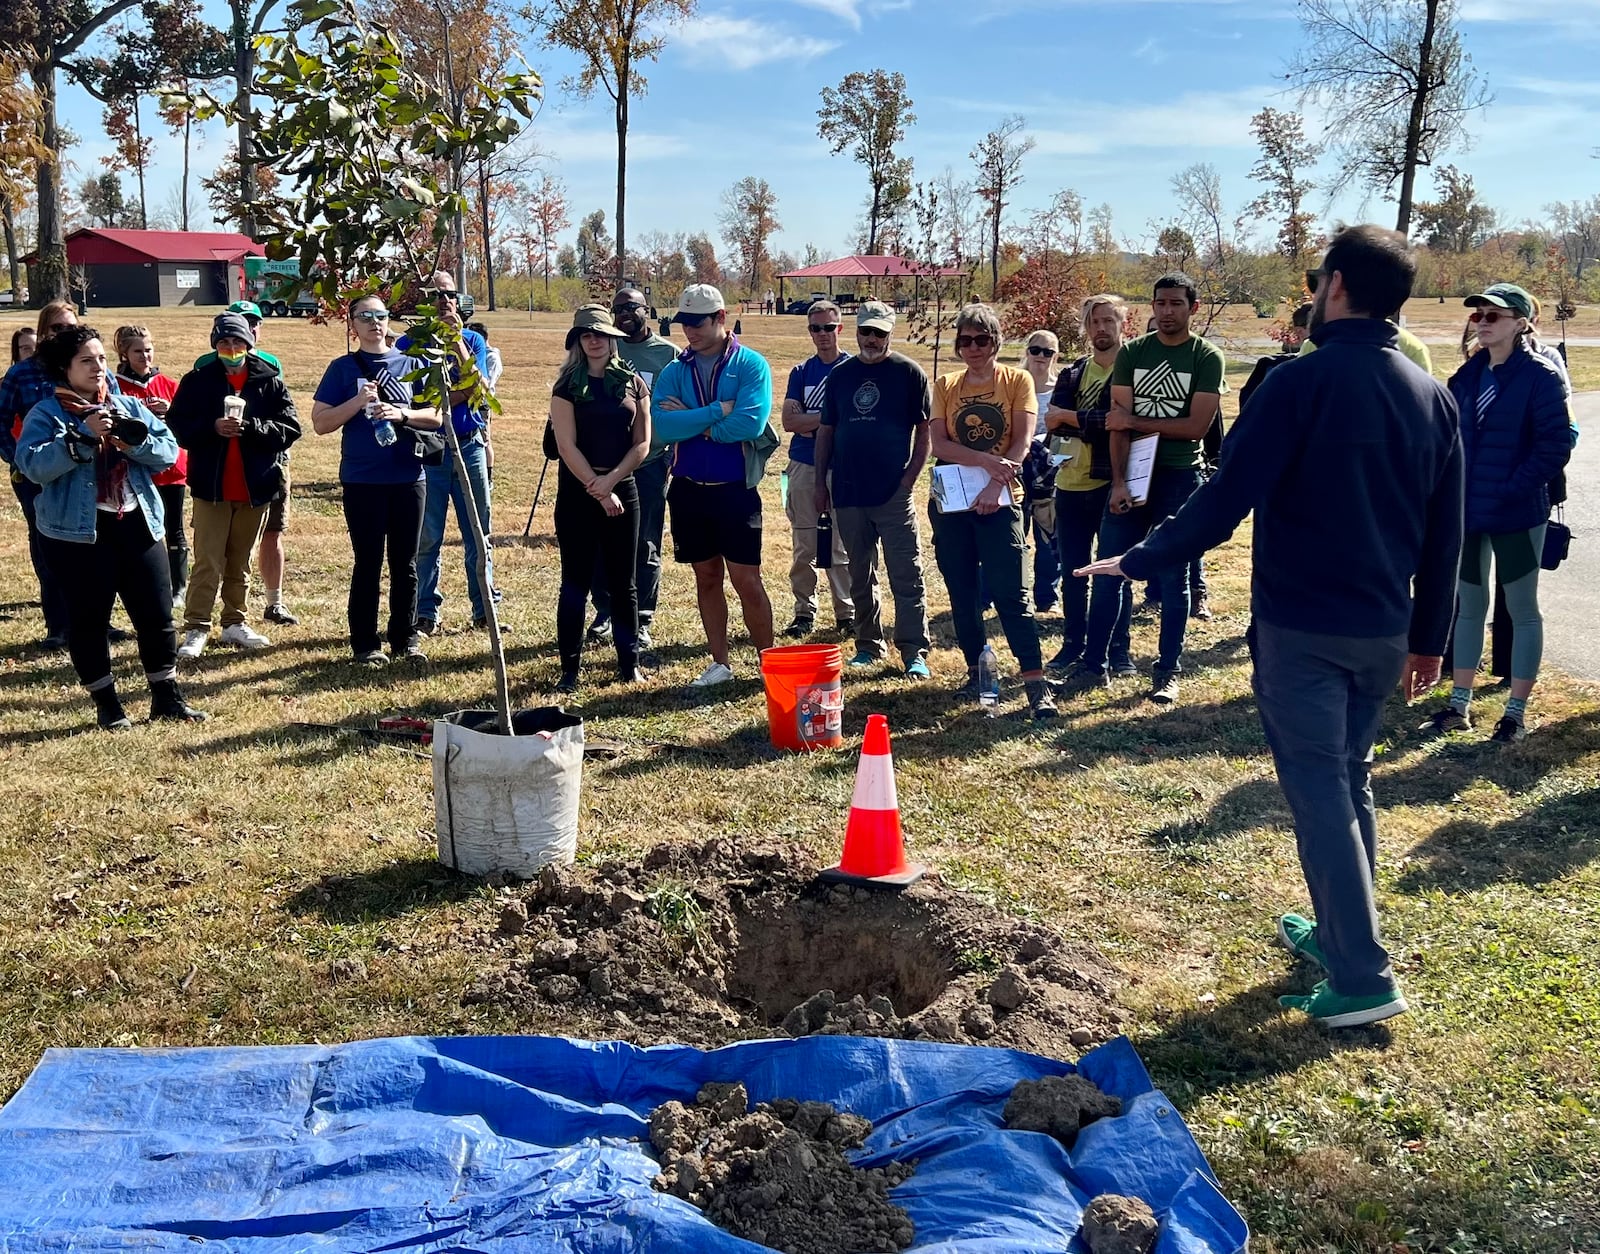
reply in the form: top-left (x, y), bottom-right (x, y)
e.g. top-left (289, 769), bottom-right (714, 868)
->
top-left (15, 325), bottom-right (206, 728)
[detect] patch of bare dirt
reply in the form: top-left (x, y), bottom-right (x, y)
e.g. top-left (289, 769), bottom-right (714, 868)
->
top-left (465, 838), bottom-right (1122, 1055)
top-left (650, 1080), bottom-right (915, 1254)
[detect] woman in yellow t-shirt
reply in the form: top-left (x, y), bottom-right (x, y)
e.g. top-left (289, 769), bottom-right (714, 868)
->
top-left (929, 303), bottom-right (1055, 719)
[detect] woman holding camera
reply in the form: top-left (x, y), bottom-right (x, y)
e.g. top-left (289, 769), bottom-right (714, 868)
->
top-left (14, 325), bottom-right (206, 728)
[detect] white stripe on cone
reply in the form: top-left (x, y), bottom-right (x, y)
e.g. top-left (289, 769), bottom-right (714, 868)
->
top-left (850, 746), bottom-right (899, 812)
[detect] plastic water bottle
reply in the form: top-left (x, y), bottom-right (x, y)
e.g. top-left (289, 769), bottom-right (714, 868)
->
top-left (371, 408), bottom-right (397, 447)
top-left (977, 643), bottom-right (1000, 715)
top-left (816, 512), bottom-right (833, 569)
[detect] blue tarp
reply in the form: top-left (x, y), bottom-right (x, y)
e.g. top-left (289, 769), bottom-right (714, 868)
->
top-left (0, 1034), bottom-right (1247, 1253)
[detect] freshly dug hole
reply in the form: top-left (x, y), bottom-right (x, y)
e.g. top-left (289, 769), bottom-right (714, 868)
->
top-left (466, 838), bottom-right (1123, 1056)
top-left (727, 896), bottom-right (953, 1025)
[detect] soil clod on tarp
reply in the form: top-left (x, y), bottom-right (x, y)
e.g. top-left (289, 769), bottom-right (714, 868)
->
top-left (464, 838), bottom-right (1121, 1056)
top-left (1080, 1192), bottom-right (1160, 1254)
top-left (1003, 1073), bottom-right (1122, 1147)
top-left (650, 1081), bottom-right (915, 1254)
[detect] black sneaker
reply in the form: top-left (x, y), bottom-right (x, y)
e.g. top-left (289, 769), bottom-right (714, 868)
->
top-left (556, 670), bottom-right (579, 694)
top-left (1423, 706), bottom-right (1471, 733)
top-left (414, 618), bottom-right (437, 637)
top-left (953, 669), bottom-right (980, 699)
top-left (1025, 679), bottom-right (1059, 720)
top-left (1150, 668), bottom-right (1180, 705)
top-left (107, 625), bottom-right (132, 643)
top-left (637, 623), bottom-right (653, 650)
top-left (263, 603), bottom-right (299, 626)
top-left (836, 617), bottom-right (854, 638)
top-left (396, 644), bottom-right (429, 666)
top-left (1045, 647), bottom-right (1081, 674)
top-left (586, 615), bottom-right (613, 643)
top-left (1490, 716), bottom-right (1526, 744)
top-left (1062, 661), bottom-right (1110, 690)
top-left (782, 617), bottom-right (814, 638)
top-left (1190, 595), bottom-right (1213, 621)
top-left (1109, 658), bottom-right (1139, 678)
top-left (471, 615), bottom-right (508, 632)
top-left (354, 649), bottom-right (388, 667)
top-left (91, 685), bottom-right (132, 731)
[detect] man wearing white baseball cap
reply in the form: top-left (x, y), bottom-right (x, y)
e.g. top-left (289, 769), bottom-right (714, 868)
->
top-left (651, 284), bottom-right (779, 687)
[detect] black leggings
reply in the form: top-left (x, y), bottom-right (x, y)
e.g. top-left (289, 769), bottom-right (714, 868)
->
top-left (156, 482), bottom-right (188, 594)
top-left (12, 475), bottom-right (71, 635)
top-left (342, 480), bottom-right (425, 654)
top-left (39, 508), bottom-right (176, 689)
top-left (555, 471), bottom-right (639, 672)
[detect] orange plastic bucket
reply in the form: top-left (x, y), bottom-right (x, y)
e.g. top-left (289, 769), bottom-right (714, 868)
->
top-left (760, 644), bottom-right (844, 752)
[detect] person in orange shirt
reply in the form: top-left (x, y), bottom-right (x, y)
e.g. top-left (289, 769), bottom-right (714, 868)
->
top-left (929, 302), bottom-right (1056, 719)
top-left (166, 313), bottom-right (302, 658)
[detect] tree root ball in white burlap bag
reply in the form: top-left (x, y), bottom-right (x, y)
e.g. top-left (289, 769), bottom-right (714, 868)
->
top-left (433, 708), bottom-right (585, 877)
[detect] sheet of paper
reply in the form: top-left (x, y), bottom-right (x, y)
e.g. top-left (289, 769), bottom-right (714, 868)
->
top-left (932, 464), bottom-right (1008, 513)
top-left (1124, 433), bottom-right (1160, 506)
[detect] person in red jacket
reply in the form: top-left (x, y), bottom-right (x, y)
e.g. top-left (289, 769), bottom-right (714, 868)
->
top-left (115, 325), bottom-right (186, 603)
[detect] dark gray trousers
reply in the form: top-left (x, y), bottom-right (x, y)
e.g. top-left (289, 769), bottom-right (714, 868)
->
top-left (1251, 621), bottom-right (1406, 998)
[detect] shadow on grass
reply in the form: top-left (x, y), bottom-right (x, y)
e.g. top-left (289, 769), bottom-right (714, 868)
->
top-left (283, 855), bottom-right (478, 922)
top-left (1395, 784), bottom-right (1600, 894)
top-left (1135, 970), bottom-right (1398, 1106)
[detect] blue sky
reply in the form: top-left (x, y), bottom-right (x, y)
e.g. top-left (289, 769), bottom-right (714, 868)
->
top-left (55, 0), bottom-right (1600, 262)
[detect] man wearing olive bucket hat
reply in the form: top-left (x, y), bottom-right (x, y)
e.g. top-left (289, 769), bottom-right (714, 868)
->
top-left (546, 304), bottom-right (652, 690)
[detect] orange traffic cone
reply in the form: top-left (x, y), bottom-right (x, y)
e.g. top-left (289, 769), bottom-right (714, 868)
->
top-left (820, 713), bottom-right (925, 888)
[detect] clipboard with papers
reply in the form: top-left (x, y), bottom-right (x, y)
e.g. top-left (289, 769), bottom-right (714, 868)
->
top-left (930, 463), bottom-right (1011, 513)
top-left (1123, 433), bottom-right (1160, 507)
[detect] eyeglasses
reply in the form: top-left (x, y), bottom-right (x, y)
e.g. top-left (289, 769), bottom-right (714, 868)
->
top-left (1468, 309), bottom-right (1507, 325)
top-left (354, 310), bottom-right (390, 323)
top-left (809, 323), bottom-right (841, 334)
top-left (677, 312), bottom-right (716, 327)
top-left (1305, 269), bottom-right (1325, 294)
top-left (858, 327), bottom-right (889, 340)
top-left (430, 289), bottom-right (460, 303)
top-left (613, 302), bottom-right (645, 314)
top-left (1027, 345), bottom-right (1056, 357)
top-left (955, 334), bottom-right (995, 350)
top-left (48, 322), bottom-right (74, 333)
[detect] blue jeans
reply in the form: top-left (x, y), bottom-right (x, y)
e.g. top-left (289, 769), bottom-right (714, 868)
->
top-left (417, 434), bottom-right (492, 623)
top-left (1084, 465), bottom-right (1201, 673)
top-left (1054, 484), bottom-right (1131, 664)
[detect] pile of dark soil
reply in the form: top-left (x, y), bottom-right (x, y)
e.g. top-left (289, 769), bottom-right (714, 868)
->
top-left (1003, 1073), bottom-right (1123, 1147)
top-left (650, 1080), bottom-right (915, 1254)
top-left (465, 838), bottom-right (1122, 1054)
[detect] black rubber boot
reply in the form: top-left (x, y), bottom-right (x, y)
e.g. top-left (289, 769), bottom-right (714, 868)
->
top-left (90, 684), bottom-right (132, 731)
top-left (149, 677), bottom-right (209, 722)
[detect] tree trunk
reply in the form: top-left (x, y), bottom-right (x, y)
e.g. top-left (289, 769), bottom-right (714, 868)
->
top-left (2, 202), bottom-right (19, 298)
top-left (477, 157), bottom-right (495, 310)
top-left (1395, 0), bottom-right (1440, 237)
top-left (32, 61), bottom-right (69, 304)
top-left (989, 195), bottom-right (1002, 299)
top-left (132, 97), bottom-right (148, 229)
top-left (180, 113), bottom-right (191, 231)
top-left (614, 72), bottom-right (627, 289)
top-left (868, 177), bottom-right (882, 255)
top-left (235, 25), bottom-right (257, 238)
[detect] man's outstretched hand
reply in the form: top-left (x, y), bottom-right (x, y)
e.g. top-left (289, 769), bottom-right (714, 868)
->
top-left (1074, 556), bottom-right (1126, 579)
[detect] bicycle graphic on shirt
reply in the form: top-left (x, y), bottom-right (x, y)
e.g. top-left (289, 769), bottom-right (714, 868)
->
top-left (956, 400), bottom-right (1007, 451)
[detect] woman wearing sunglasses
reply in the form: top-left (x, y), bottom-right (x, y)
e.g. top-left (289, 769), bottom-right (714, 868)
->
top-left (1425, 284), bottom-right (1569, 743)
top-left (310, 293), bottom-right (442, 666)
top-left (929, 303), bottom-right (1055, 718)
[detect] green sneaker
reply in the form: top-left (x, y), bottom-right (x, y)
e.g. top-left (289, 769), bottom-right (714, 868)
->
top-left (1276, 912), bottom-right (1327, 969)
top-left (847, 650), bottom-right (879, 668)
top-left (1279, 979), bottom-right (1408, 1028)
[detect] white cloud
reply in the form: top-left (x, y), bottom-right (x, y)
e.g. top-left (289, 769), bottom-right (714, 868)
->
top-left (1026, 88), bottom-right (1271, 158)
top-left (784, 0), bottom-right (861, 32)
top-left (675, 14), bottom-right (841, 71)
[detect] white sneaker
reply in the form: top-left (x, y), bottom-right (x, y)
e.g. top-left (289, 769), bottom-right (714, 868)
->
top-left (220, 623), bottom-right (271, 650)
top-left (177, 629), bottom-right (209, 659)
top-left (688, 661), bottom-right (735, 689)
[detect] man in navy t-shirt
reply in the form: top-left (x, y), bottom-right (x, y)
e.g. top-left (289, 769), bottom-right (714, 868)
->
top-left (779, 299), bottom-right (855, 640)
top-left (815, 302), bottom-right (933, 677)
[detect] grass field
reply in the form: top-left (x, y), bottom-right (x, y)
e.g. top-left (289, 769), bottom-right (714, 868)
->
top-left (0, 303), bottom-right (1597, 1252)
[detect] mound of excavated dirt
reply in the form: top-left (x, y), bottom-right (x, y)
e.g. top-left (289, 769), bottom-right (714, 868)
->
top-left (1003, 1074), bottom-right (1123, 1147)
top-left (650, 1081), bottom-right (915, 1254)
top-left (464, 838), bottom-right (1122, 1055)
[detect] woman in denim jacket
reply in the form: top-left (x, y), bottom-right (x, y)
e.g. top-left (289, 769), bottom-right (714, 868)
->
top-left (15, 325), bottom-right (207, 729)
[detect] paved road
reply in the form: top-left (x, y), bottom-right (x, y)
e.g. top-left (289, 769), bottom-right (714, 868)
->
top-left (1539, 392), bottom-right (1600, 681)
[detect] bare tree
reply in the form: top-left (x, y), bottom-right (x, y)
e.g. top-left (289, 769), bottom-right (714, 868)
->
top-left (1246, 106), bottom-right (1320, 265)
top-left (1170, 163), bottom-right (1247, 333)
top-left (970, 114), bottom-right (1034, 298)
top-left (1546, 196), bottom-right (1600, 285)
top-left (934, 164), bottom-right (981, 276)
top-left (523, 170), bottom-right (570, 300)
top-left (536, 0), bottom-right (695, 287)
top-left (817, 69), bottom-right (914, 256)
top-left (719, 176), bottom-right (780, 297)
top-left (1287, 0), bottom-right (1490, 235)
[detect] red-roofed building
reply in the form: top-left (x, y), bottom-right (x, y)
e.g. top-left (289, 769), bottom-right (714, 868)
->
top-left (23, 228), bottom-right (263, 308)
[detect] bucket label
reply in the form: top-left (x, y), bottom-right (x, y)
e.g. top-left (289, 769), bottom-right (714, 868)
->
top-left (796, 680), bottom-right (843, 744)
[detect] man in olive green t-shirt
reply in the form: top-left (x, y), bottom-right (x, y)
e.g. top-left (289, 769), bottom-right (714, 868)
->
top-left (1076, 272), bottom-right (1223, 705)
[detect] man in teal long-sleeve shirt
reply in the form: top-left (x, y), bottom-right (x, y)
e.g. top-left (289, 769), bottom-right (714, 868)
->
top-left (653, 284), bottom-right (776, 688)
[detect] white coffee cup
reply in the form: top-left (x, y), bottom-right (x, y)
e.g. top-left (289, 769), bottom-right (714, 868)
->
top-left (223, 396), bottom-right (245, 422)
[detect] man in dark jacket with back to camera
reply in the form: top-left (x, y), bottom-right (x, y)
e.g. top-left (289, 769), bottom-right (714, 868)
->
top-left (1078, 225), bottom-right (1464, 1029)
